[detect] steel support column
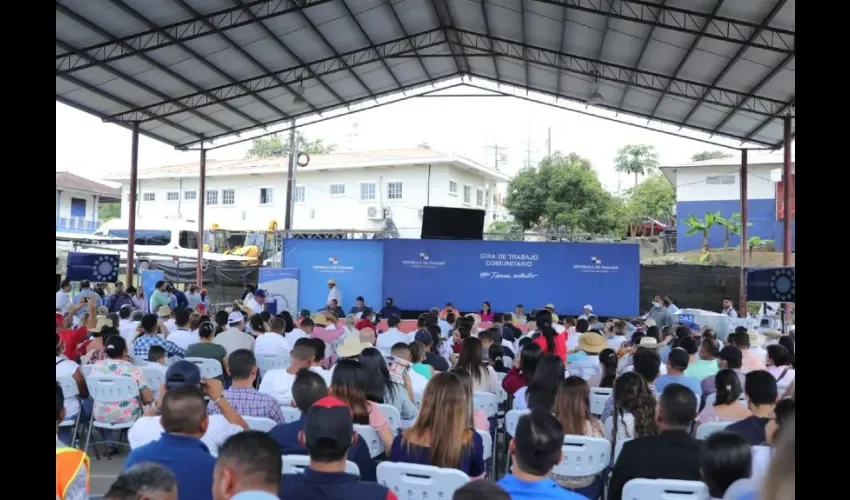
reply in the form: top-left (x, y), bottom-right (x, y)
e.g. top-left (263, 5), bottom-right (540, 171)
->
top-left (783, 115), bottom-right (792, 266)
top-left (197, 141), bottom-right (207, 287)
top-left (126, 122), bottom-right (140, 288)
top-left (739, 149), bottom-right (748, 317)
top-left (284, 124), bottom-right (297, 231)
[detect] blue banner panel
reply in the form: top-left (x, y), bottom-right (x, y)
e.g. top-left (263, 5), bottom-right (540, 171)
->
top-left (562, 242), bottom-right (640, 318)
top-left (141, 270), bottom-right (165, 311)
top-left (283, 240), bottom-right (384, 313)
top-left (66, 252), bottom-right (120, 283)
top-left (259, 268), bottom-right (300, 316)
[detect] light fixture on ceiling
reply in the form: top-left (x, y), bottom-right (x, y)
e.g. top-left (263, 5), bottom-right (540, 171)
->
top-left (292, 76), bottom-right (307, 105)
top-left (587, 70), bottom-right (604, 106)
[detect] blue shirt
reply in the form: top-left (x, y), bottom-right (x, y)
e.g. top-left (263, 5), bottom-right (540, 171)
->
top-left (655, 374), bottom-right (703, 397)
top-left (726, 416), bottom-right (769, 446)
top-left (125, 433), bottom-right (215, 500)
top-left (280, 469), bottom-right (393, 500)
top-left (267, 416), bottom-right (376, 481)
top-left (498, 475), bottom-right (589, 500)
top-left (388, 432), bottom-right (485, 478)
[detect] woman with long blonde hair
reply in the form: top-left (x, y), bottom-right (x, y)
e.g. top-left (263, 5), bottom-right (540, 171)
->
top-left (551, 376), bottom-right (606, 496)
top-left (388, 372), bottom-right (486, 478)
top-left (448, 367), bottom-right (491, 432)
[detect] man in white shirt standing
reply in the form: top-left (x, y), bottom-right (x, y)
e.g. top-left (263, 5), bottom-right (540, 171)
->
top-left (375, 315), bottom-right (413, 353)
top-left (244, 289), bottom-right (266, 314)
top-left (56, 279), bottom-right (72, 312)
top-left (326, 279), bottom-right (342, 311)
top-left (166, 308), bottom-right (199, 351)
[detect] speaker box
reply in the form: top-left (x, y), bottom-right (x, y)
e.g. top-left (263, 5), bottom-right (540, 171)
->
top-left (420, 206), bottom-right (485, 240)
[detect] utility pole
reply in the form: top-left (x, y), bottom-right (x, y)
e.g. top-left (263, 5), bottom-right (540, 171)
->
top-left (546, 126), bottom-right (552, 157)
top-left (486, 144), bottom-right (507, 171)
top-left (283, 124), bottom-right (298, 232)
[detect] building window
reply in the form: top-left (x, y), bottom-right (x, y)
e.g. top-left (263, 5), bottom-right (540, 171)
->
top-left (360, 182), bottom-right (376, 201)
top-left (294, 186), bottom-right (306, 203)
top-left (183, 190), bottom-right (197, 200)
top-left (143, 192), bottom-right (155, 202)
top-left (387, 181), bottom-right (403, 200)
top-left (449, 181), bottom-right (458, 194)
top-left (206, 190), bottom-right (218, 205)
top-left (222, 189), bottom-right (235, 205)
top-left (706, 175), bottom-right (735, 185)
top-left (463, 185), bottom-right (472, 204)
top-left (166, 191), bottom-right (179, 201)
top-left (476, 189), bottom-right (484, 207)
top-left (330, 183), bottom-right (346, 196)
top-left (260, 187), bottom-right (273, 205)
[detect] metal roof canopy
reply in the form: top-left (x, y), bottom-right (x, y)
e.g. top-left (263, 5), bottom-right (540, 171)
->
top-left (56, 0), bottom-right (795, 151)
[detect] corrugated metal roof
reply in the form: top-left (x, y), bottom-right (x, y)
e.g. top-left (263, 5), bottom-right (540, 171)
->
top-left (102, 147), bottom-right (513, 181)
top-left (56, 0), bottom-right (795, 150)
top-left (55, 171), bottom-right (122, 199)
top-left (661, 151), bottom-right (794, 169)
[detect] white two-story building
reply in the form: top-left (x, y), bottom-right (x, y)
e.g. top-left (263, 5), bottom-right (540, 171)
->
top-left (104, 148), bottom-right (512, 238)
top-left (56, 171), bottom-right (121, 234)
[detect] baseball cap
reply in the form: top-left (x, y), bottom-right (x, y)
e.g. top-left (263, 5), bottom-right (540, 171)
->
top-left (104, 335), bottom-right (126, 357)
top-left (327, 279), bottom-right (336, 285)
top-left (304, 396), bottom-right (353, 448)
top-left (583, 304), bottom-right (593, 311)
top-left (718, 345), bottom-right (743, 365)
top-left (414, 330), bottom-right (433, 345)
top-left (545, 303), bottom-right (555, 310)
top-left (228, 311), bottom-right (244, 325)
top-left (254, 289), bottom-right (266, 298)
top-left (165, 360), bottom-right (202, 390)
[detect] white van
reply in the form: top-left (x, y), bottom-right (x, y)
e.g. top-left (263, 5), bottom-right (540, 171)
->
top-left (93, 219), bottom-right (201, 253)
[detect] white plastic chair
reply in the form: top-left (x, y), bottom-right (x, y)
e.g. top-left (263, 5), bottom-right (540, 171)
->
top-left (56, 376), bottom-right (81, 447)
top-left (505, 409), bottom-right (530, 438)
top-left (474, 391), bottom-right (499, 419)
top-left (377, 403), bottom-right (402, 434)
top-left (495, 372), bottom-right (507, 382)
top-left (80, 365), bottom-right (94, 377)
top-left (552, 435), bottom-right (610, 478)
top-left (281, 407), bottom-right (302, 424)
top-left (256, 354), bottom-right (290, 375)
top-left (142, 367), bottom-right (166, 400)
top-left (132, 358), bottom-right (149, 367)
top-left (476, 429), bottom-right (492, 461)
top-left (621, 479), bottom-right (709, 500)
top-left (495, 384), bottom-right (508, 406)
top-left (282, 454), bottom-right (360, 476)
top-left (84, 375), bottom-right (142, 453)
top-left (413, 391), bottom-right (424, 411)
top-left (722, 478), bottom-right (756, 500)
top-left (244, 416), bottom-right (277, 432)
top-left (590, 387), bottom-right (612, 417)
top-left (354, 424), bottom-right (384, 458)
top-left (377, 462), bottom-right (470, 499)
top-left (184, 357), bottom-right (223, 378)
top-left (695, 421), bottom-right (731, 440)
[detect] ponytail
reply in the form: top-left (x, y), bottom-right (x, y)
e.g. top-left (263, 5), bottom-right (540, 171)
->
top-left (535, 309), bottom-right (557, 354)
top-left (599, 348), bottom-right (618, 388)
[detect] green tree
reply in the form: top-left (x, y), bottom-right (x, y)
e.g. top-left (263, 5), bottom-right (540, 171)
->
top-left (98, 202), bottom-right (120, 224)
top-left (246, 132), bottom-right (337, 158)
top-left (504, 152), bottom-right (623, 234)
top-left (683, 212), bottom-right (721, 262)
top-left (614, 144), bottom-right (660, 187)
top-left (625, 174), bottom-right (675, 223)
top-left (691, 150), bottom-right (732, 162)
top-left (716, 212), bottom-right (752, 249)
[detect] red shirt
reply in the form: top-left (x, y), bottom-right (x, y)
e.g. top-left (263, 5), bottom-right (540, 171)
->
top-left (533, 331), bottom-right (567, 363)
top-left (57, 326), bottom-right (88, 361)
top-left (354, 318), bottom-right (374, 331)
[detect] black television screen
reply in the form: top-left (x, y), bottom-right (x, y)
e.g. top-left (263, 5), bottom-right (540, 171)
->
top-left (420, 206), bottom-right (485, 240)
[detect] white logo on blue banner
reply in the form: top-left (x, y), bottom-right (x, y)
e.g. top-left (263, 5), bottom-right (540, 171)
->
top-left (259, 268), bottom-right (300, 315)
top-left (66, 252), bottom-right (120, 282)
top-left (572, 255), bottom-right (621, 274)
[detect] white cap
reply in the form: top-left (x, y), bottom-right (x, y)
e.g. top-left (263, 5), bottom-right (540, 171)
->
top-left (583, 304), bottom-right (593, 311)
top-left (228, 311), bottom-right (244, 325)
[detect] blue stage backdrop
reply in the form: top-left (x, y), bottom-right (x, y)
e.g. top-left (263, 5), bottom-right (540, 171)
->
top-left (283, 239), bottom-right (383, 313)
top-left (141, 270), bottom-right (165, 309)
top-left (258, 268), bottom-right (300, 316)
top-left (382, 240), bottom-right (639, 317)
top-left (66, 252), bottom-right (120, 283)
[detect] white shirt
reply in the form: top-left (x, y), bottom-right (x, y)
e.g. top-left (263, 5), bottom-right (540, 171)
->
top-left (607, 336), bottom-right (626, 351)
top-left (286, 329), bottom-right (308, 344)
top-left (750, 345), bottom-right (768, 362)
top-left (119, 319), bottom-right (140, 345)
top-left (408, 368), bottom-right (428, 394)
top-left (167, 328), bottom-right (200, 351)
top-left (309, 365), bottom-right (332, 385)
top-left (56, 290), bottom-right (71, 312)
top-left (245, 298), bottom-right (264, 314)
top-left (327, 286), bottom-right (342, 308)
top-left (254, 332), bottom-right (291, 357)
top-left (214, 327), bottom-right (256, 355)
top-left (128, 414), bottom-right (243, 456)
top-left (375, 328), bottom-right (413, 351)
top-left (258, 368), bottom-right (298, 403)
top-left (55, 356), bottom-right (80, 418)
top-left (164, 319), bottom-right (177, 334)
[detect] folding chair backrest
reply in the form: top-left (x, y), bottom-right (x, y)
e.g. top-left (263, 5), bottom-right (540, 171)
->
top-left (86, 375), bottom-right (140, 404)
top-left (142, 367), bottom-right (166, 399)
top-left (377, 462), bottom-right (470, 499)
top-left (56, 376), bottom-right (79, 399)
top-left (256, 354), bottom-right (290, 375)
top-left (281, 407), bottom-right (302, 424)
top-left (244, 416), bottom-right (277, 432)
top-left (590, 387), bottom-right (612, 417)
top-left (354, 424), bottom-right (384, 458)
top-left (282, 454), bottom-right (360, 476)
top-left (473, 391), bottom-right (499, 418)
top-left (505, 409), bottom-right (530, 438)
top-left (695, 421), bottom-right (730, 440)
top-left (621, 479), bottom-right (709, 500)
top-left (376, 403), bottom-right (402, 434)
top-left (552, 435), bottom-right (610, 477)
top-left (184, 357), bottom-right (223, 378)
top-left (80, 365), bottom-right (94, 377)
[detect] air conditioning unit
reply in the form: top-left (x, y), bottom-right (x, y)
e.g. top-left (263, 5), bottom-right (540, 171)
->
top-left (366, 205), bottom-right (385, 221)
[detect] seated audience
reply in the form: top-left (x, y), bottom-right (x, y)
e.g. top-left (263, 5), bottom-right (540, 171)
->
top-left (166, 308), bottom-right (199, 351)
top-left (128, 361), bottom-right (247, 455)
top-left (133, 313), bottom-right (185, 359)
top-left (409, 340), bottom-right (435, 380)
top-left (498, 410), bottom-right (587, 500)
top-left (725, 370), bottom-right (778, 445)
top-left (551, 377), bottom-right (605, 498)
top-left (586, 348), bottom-right (617, 388)
top-left (608, 384), bottom-right (702, 500)
top-left (453, 480), bottom-right (510, 500)
top-left (601, 348), bottom-right (661, 424)
top-left (604, 371), bottom-right (659, 463)
top-left (212, 431), bottom-right (282, 500)
top-left (253, 316), bottom-right (291, 357)
top-left (214, 312), bottom-right (255, 355)
top-left (417, 327), bottom-right (450, 372)
top-left (655, 347), bottom-right (703, 397)
top-left (701, 345), bottom-right (745, 402)
top-left (208, 349), bottom-right (284, 424)
top-left (695, 369), bottom-right (751, 429)
top-left (755, 416), bottom-right (795, 500)
top-left (684, 338), bottom-right (719, 382)
top-left (185, 321), bottom-right (228, 372)
top-left (448, 367), bottom-right (491, 432)
top-left (125, 386), bottom-right (217, 500)
top-left (258, 339), bottom-right (316, 403)
top-left (146, 345), bottom-right (169, 376)
top-left (519, 355), bottom-right (565, 412)
top-left (567, 332), bottom-right (606, 380)
top-left (751, 397), bottom-right (795, 485)
top-left (359, 347), bottom-right (417, 421)
top-left (389, 372), bottom-right (485, 478)
top-left (532, 309), bottom-right (567, 363)
top-left (55, 334), bottom-right (90, 445)
top-left (502, 343), bottom-right (543, 394)
top-left (731, 331), bottom-right (766, 373)
top-left (765, 344), bottom-right (795, 387)
top-left (56, 382), bottom-right (91, 500)
top-left (700, 432), bottom-right (752, 500)
top-left (279, 396), bottom-right (397, 500)
top-left (390, 342), bottom-right (428, 393)
top-left (331, 359), bottom-right (394, 453)
top-left (103, 463), bottom-right (177, 500)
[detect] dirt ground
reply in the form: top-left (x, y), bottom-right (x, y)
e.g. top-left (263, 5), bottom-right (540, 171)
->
top-left (642, 247), bottom-right (795, 267)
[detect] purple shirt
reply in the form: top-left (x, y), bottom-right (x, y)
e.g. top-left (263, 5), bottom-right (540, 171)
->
top-left (700, 369), bottom-right (746, 396)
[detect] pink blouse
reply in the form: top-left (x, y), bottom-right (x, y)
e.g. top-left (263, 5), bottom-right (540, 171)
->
top-left (367, 401), bottom-right (391, 433)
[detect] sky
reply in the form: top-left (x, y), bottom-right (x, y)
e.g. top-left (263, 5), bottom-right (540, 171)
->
top-left (56, 87), bottom-right (743, 193)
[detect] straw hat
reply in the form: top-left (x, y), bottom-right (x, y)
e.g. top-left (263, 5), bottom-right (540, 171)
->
top-left (644, 318), bottom-right (657, 327)
top-left (578, 332), bottom-right (606, 354)
top-left (96, 306), bottom-right (109, 315)
top-left (156, 305), bottom-right (171, 318)
top-left (311, 312), bottom-right (332, 327)
top-left (337, 335), bottom-right (368, 358)
top-left (90, 316), bottom-right (112, 333)
top-left (747, 330), bottom-right (765, 347)
top-left (763, 330), bottom-right (784, 340)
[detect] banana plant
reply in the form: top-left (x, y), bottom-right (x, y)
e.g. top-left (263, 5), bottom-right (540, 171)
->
top-left (683, 212), bottom-right (720, 262)
top-left (747, 236), bottom-right (775, 265)
top-left (716, 212), bottom-right (752, 249)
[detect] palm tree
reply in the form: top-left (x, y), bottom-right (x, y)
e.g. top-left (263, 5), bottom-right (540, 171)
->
top-left (683, 212), bottom-right (721, 262)
top-left (614, 144), bottom-right (660, 187)
top-left (715, 212), bottom-right (751, 250)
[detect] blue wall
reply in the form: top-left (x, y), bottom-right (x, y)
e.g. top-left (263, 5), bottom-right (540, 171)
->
top-left (676, 199), bottom-right (795, 252)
